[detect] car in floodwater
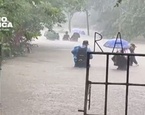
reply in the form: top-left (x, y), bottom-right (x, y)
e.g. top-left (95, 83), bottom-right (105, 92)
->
top-left (44, 30), bottom-right (59, 40)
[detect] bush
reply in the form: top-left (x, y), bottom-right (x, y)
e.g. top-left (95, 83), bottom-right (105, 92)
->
top-left (2, 43), bottom-right (11, 57)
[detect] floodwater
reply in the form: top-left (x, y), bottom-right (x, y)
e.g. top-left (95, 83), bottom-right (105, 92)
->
top-left (1, 33), bottom-right (145, 115)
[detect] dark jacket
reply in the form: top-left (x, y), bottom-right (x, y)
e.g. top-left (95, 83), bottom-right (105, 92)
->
top-left (71, 45), bottom-right (93, 62)
top-left (129, 47), bottom-right (138, 65)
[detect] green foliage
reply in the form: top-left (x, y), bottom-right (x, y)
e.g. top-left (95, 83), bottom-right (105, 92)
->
top-left (2, 43), bottom-right (11, 57)
top-left (0, 0), bottom-right (66, 57)
top-left (90, 0), bottom-right (145, 40)
top-left (62, 0), bottom-right (90, 32)
top-left (115, 0), bottom-right (122, 7)
top-left (63, 0), bottom-right (93, 16)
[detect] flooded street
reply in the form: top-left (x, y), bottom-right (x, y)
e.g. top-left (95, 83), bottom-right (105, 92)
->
top-left (1, 35), bottom-right (145, 115)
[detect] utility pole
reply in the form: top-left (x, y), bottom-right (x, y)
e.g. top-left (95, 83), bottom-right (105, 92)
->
top-left (85, 9), bottom-right (90, 36)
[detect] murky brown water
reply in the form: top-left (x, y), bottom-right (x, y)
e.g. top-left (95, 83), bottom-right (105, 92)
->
top-left (1, 39), bottom-right (145, 115)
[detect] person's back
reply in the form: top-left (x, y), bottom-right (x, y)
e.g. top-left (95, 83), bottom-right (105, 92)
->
top-left (116, 50), bottom-right (127, 70)
top-left (75, 47), bottom-right (87, 67)
top-left (117, 55), bottom-right (127, 70)
top-left (71, 40), bottom-right (93, 67)
top-left (63, 31), bottom-right (70, 41)
top-left (70, 32), bottom-right (80, 42)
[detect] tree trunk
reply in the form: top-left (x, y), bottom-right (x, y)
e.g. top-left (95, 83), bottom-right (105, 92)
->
top-left (68, 17), bottom-right (72, 32)
top-left (86, 10), bottom-right (90, 36)
top-left (13, 30), bottom-right (24, 46)
top-left (68, 13), bottom-right (73, 33)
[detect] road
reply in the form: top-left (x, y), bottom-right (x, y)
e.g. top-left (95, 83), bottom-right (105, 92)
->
top-left (1, 35), bottom-right (145, 115)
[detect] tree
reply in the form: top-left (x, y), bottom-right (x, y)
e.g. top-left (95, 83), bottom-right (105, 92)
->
top-left (90, 0), bottom-right (119, 37)
top-left (117, 0), bottom-right (145, 40)
top-left (0, 0), bottom-right (66, 57)
top-left (62, 0), bottom-right (87, 32)
top-left (90, 0), bottom-right (145, 40)
top-left (82, 0), bottom-right (95, 35)
top-left (115, 0), bottom-right (123, 7)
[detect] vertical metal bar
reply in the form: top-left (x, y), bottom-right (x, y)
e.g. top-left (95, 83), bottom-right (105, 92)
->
top-left (112, 33), bottom-right (118, 52)
top-left (125, 55), bottom-right (130, 115)
top-left (0, 44), bottom-right (2, 109)
top-left (104, 54), bottom-right (109, 115)
top-left (0, 43), bottom-right (2, 70)
top-left (88, 83), bottom-right (92, 110)
top-left (84, 52), bottom-right (90, 115)
top-left (119, 33), bottom-right (124, 51)
top-left (94, 33), bottom-right (96, 52)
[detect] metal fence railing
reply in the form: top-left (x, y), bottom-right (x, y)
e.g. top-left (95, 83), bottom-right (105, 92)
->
top-left (79, 52), bottom-right (145, 115)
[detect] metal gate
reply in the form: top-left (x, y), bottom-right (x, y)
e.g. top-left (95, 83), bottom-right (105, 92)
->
top-left (78, 32), bottom-right (145, 115)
